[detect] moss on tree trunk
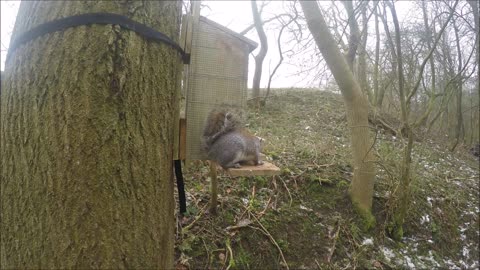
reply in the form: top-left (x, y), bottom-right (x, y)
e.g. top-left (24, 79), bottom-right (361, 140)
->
top-left (1, 1), bottom-right (181, 268)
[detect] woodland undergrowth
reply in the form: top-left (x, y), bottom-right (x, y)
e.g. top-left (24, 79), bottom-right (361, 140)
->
top-left (175, 89), bottom-right (479, 270)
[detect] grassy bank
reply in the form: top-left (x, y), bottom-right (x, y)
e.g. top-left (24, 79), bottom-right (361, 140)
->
top-left (175, 89), bottom-right (479, 269)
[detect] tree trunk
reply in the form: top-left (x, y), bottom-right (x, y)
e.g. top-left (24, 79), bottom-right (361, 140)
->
top-left (300, 1), bottom-right (376, 226)
top-left (380, 0), bottom-right (464, 240)
top-left (387, 0), bottom-right (413, 240)
top-left (357, 3), bottom-right (372, 102)
top-left (1, 1), bottom-right (181, 268)
top-left (467, 1), bottom-right (479, 98)
top-left (251, 0), bottom-right (268, 107)
top-left (373, 5), bottom-right (381, 110)
top-left (342, 1), bottom-right (360, 71)
top-left (450, 21), bottom-right (464, 151)
top-left (416, 1), bottom-right (437, 127)
top-left (265, 14), bottom-right (297, 105)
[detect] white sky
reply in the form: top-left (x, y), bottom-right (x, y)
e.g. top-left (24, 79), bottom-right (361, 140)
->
top-left (1, 1), bottom-right (415, 88)
top-left (1, 1), bottom-right (20, 70)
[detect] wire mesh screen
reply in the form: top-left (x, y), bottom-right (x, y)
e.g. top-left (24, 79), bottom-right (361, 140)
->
top-left (185, 18), bottom-right (251, 160)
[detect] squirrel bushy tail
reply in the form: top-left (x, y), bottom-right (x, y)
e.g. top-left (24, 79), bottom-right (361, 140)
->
top-left (202, 105), bottom-right (264, 169)
top-left (202, 105), bottom-right (245, 149)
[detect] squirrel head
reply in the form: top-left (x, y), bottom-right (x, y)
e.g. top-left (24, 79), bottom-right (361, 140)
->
top-left (256, 136), bottom-right (265, 143)
top-left (255, 136), bottom-right (265, 150)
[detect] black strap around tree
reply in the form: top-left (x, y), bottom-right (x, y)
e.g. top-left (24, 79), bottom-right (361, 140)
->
top-left (174, 160), bottom-right (187, 214)
top-left (7, 12), bottom-right (190, 64)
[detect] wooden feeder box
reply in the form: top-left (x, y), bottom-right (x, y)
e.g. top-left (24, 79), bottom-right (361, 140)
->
top-left (177, 15), bottom-right (279, 177)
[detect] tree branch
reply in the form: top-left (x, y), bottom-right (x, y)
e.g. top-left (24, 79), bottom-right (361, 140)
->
top-left (239, 14), bottom-right (293, 36)
top-left (406, 0), bottom-right (459, 105)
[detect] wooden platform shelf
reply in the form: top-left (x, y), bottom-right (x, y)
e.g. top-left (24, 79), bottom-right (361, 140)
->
top-left (223, 161), bottom-right (281, 177)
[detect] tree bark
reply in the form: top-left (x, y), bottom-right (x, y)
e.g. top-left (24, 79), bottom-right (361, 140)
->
top-left (251, 0), bottom-right (269, 106)
top-left (1, 1), bottom-right (180, 268)
top-left (300, 1), bottom-right (376, 223)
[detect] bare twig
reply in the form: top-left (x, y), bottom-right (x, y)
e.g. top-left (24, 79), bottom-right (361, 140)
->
top-left (239, 14), bottom-right (293, 35)
top-left (258, 196), bottom-right (272, 217)
top-left (202, 238), bottom-right (210, 270)
top-left (249, 213), bottom-right (289, 269)
top-left (279, 176), bottom-right (293, 206)
top-left (406, 0), bottom-right (460, 105)
top-left (225, 238), bottom-right (235, 270)
top-left (327, 221), bottom-right (341, 263)
top-left (225, 219), bottom-right (253, 231)
top-left (264, 8), bottom-right (298, 104)
top-left (183, 203), bottom-right (208, 232)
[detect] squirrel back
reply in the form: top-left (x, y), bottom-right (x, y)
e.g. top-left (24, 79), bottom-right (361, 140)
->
top-left (202, 104), bottom-right (245, 149)
top-left (202, 106), bottom-right (263, 169)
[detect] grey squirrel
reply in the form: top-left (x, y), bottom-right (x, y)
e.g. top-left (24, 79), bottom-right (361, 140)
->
top-left (202, 105), bottom-right (264, 169)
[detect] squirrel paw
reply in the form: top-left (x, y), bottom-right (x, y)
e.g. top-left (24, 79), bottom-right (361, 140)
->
top-left (256, 161), bottom-right (264, 166)
top-left (233, 163), bottom-right (242, 168)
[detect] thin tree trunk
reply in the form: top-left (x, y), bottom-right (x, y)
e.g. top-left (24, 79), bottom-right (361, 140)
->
top-left (469, 91), bottom-right (474, 144)
top-left (450, 21), bottom-right (464, 151)
top-left (373, 5), bottom-right (381, 110)
top-left (343, 1), bottom-right (360, 71)
top-left (416, 1), bottom-right (437, 127)
top-left (1, 1), bottom-right (180, 268)
top-left (358, 3), bottom-right (372, 102)
top-left (467, 1), bottom-right (479, 98)
top-left (383, 0), bottom-right (457, 239)
top-left (379, 2), bottom-right (398, 111)
top-left (300, 1), bottom-right (376, 226)
top-left (387, 0), bottom-right (412, 240)
top-left (428, 29), bottom-right (457, 133)
top-left (251, 0), bottom-right (268, 106)
top-left (265, 14), bottom-right (297, 104)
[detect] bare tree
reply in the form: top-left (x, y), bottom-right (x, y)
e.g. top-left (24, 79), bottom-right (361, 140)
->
top-left (450, 20), bottom-right (465, 151)
top-left (300, 0), bottom-right (376, 226)
top-left (386, 0), bottom-right (458, 240)
top-left (265, 12), bottom-right (298, 104)
top-left (251, 0), bottom-right (269, 107)
top-left (415, 1), bottom-right (438, 127)
top-left (342, 1), bottom-right (361, 71)
top-left (467, 0), bottom-right (479, 96)
top-left (357, 3), bottom-right (373, 102)
top-left (372, 4), bottom-right (384, 110)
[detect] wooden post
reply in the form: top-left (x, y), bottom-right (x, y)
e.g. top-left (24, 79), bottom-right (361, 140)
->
top-left (179, 118), bottom-right (187, 160)
top-left (209, 160), bottom-right (218, 215)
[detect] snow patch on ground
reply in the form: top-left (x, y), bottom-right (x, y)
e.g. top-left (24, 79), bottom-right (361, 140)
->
top-left (380, 246), bottom-right (395, 263)
top-left (361, 238), bottom-right (374, 246)
top-left (420, 214), bottom-right (430, 224)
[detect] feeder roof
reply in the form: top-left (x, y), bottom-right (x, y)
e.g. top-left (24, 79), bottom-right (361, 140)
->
top-left (199, 16), bottom-right (258, 52)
